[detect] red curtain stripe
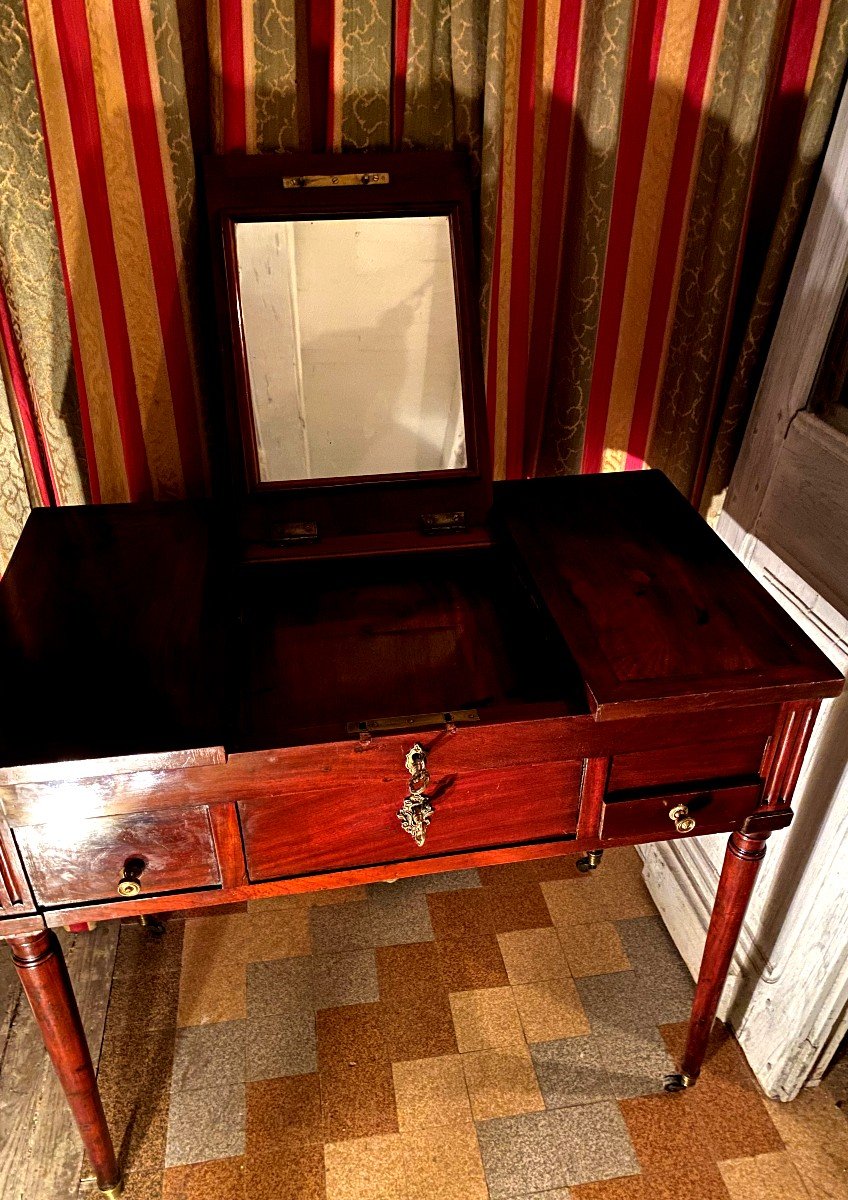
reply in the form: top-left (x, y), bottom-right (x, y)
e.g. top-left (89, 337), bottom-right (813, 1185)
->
top-left (625, 0), bottom-right (723, 470)
top-left (0, 285), bottom-right (55, 506)
top-left (219, 0), bottom-right (248, 152)
top-left (112, 0), bottom-right (207, 495)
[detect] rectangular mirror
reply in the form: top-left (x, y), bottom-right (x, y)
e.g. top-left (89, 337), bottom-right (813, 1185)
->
top-left (234, 214), bottom-right (466, 484)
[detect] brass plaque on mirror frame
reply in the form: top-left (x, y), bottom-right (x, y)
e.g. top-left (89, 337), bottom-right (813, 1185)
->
top-left (283, 172), bottom-right (390, 189)
top-left (347, 709), bottom-right (480, 735)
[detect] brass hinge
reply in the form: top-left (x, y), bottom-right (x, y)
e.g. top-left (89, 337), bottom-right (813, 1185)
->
top-left (421, 510), bottom-right (467, 535)
top-left (269, 521), bottom-right (319, 546)
top-left (283, 172), bottom-right (389, 189)
top-left (347, 709), bottom-right (480, 735)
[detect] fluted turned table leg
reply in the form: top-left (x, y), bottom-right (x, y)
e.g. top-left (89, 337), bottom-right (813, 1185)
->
top-left (8, 929), bottom-right (122, 1197)
top-left (665, 829), bottom-right (769, 1092)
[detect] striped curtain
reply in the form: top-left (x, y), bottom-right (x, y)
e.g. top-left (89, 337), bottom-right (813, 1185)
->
top-left (1, 1), bottom-right (846, 570)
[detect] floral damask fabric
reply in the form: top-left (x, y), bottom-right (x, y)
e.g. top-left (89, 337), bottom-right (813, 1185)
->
top-left (0, 0), bottom-right (846, 570)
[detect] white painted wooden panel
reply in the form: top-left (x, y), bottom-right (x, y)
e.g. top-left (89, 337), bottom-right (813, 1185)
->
top-left (754, 412), bottom-right (848, 619)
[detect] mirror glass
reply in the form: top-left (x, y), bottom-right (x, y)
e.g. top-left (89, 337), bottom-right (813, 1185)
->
top-left (234, 214), bottom-right (467, 483)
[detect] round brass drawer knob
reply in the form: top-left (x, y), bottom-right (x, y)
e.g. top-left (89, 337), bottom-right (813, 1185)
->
top-left (668, 804), bottom-right (696, 834)
top-left (117, 857), bottom-right (145, 898)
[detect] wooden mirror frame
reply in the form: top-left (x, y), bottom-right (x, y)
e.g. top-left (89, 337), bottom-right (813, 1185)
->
top-left (204, 152), bottom-right (491, 551)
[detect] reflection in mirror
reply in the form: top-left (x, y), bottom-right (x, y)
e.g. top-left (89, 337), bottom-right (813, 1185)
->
top-left (235, 215), bottom-right (467, 483)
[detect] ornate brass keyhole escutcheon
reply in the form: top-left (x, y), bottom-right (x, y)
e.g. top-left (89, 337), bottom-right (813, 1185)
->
top-left (117, 856), bottom-right (146, 897)
top-left (669, 804), bottom-right (696, 834)
top-left (397, 743), bottom-right (434, 847)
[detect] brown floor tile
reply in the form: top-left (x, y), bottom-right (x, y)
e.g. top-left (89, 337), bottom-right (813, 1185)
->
top-left (536, 854), bottom-right (585, 881)
top-left (98, 1012), bottom-right (176, 1099)
top-left (161, 1156), bottom-right (245, 1200)
top-left (542, 879), bottom-right (607, 927)
top-left (497, 927), bottom-right (569, 985)
top-left (113, 921), bottom-right (185, 978)
top-left (382, 992), bottom-right (458, 1060)
top-left (592, 872), bottom-right (656, 921)
top-left (246, 1073), bottom-right (323, 1153)
top-left (177, 956), bottom-right (246, 1026)
top-left (245, 1144), bottom-right (325, 1200)
top-left (310, 885), bottom-right (371, 905)
top-left (436, 932), bottom-right (510, 991)
top-left (660, 1023), bottom-right (783, 1161)
top-left (489, 884), bottom-right (556, 933)
top-left (543, 868), bottom-right (657, 927)
top-left (317, 1002), bottom-right (389, 1070)
top-left (479, 860), bottom-right (549, 888)
top-left (512, 977), bottom-right (590, 1042)
top-left (602, 848), bottom-right (648, 879)
top-left (763, 1086), bottom-right (848, 1200)
top-left (427, 888), bottom-right (495, 941)
top-left (620, 1094), bottom-right (733, 1200)
top-left (321, 1060), bottom-right (400, 1141)
top-left (242, 904), bottom-right (312, 960)
top-left (462, 1046), bottom-right (545, 1120)
top-left (106, 969), bottom-right (181, 1035)
top-left (324, 1133), bottom-right (407, 1200)
top-left (393, 1054), bottom-right (472, 1131)
top-left (402, 1122), bottom-right (488, 1200)
top-left (449, 986), bottom-right (526, 1052)
top-left (571, 1178), bottom-right (648, 1199)
top-left (558, 922), bottom-right (631, 977)
top-left (99, 1086), bottom-right (172, 1177)
top-left (717, 1150), bottom-right (809, 1199)
top-left (181, 912), bottom-right (251, 964)
top-left (377, 942), bottom-right (445, 1001)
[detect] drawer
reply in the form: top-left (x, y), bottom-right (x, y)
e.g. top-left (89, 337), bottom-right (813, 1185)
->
top-left (599, 782), bottom-right (762, 844)
top-left (16, 806), bottom-right (221, 907)
top-left (240, 757), bottom-right (583, 881)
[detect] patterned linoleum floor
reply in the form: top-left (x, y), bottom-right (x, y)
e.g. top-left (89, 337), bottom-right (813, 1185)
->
top-left (82, 848), bottom-right (848, 1200)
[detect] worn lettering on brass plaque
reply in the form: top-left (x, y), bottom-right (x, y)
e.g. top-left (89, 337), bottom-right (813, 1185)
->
top-left (283, 171), bottom-right (389, 189)
top-left (397, 742), bottom-right (434, 847)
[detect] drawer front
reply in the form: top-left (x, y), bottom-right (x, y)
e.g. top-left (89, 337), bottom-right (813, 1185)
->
top-left (16, 806), bottom-right (221, 907)
top-left (240, 758), bottom-right (583, 881)
top-left (600, 782), bottom-right (762, 844)
top-left (607, 729), bottom-right (770, 793)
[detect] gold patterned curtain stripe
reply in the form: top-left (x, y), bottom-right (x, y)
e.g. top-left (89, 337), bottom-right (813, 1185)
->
top-left (0, 0), bottom-right (845, 571)
top-left (0, 0), bottom-right (88, 570)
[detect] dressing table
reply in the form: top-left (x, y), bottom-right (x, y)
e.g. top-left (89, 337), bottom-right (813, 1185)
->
top-left (0, 152), bottom-right (842, 1198)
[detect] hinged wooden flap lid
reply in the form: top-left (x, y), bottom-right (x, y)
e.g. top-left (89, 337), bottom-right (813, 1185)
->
top-left (204, 152), bottom-right (491, 556)
top-left (497, 471), bottom-right (843, 720)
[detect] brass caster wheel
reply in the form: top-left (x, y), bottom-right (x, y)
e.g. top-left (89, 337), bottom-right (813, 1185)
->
top-left (663, 1072), bottom-right (694, 1093)
top-left (576, 849), bottom-right (603, 873)
top-left (99, 1178), bottom-right (123, 1199)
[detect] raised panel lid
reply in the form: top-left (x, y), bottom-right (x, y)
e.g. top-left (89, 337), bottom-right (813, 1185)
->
top-left (497, 471), bottom-right (844, 720)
